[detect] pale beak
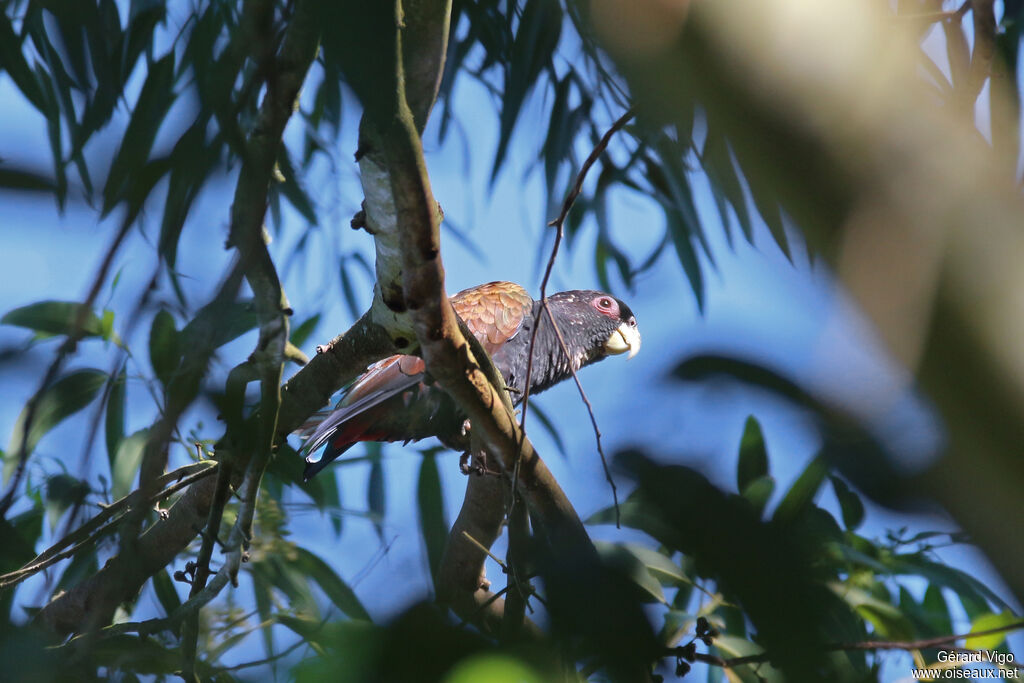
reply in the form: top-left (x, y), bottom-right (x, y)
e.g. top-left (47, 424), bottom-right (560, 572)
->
top-left (604, 322), bottom-right (641, 360)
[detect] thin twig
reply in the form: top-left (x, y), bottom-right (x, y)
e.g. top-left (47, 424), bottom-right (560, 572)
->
top-left (681, 619), bottom-right (1024, 671)
top-left (461, 530), bottom-right (508, 570)
top-left (0, 461), bottom-right (218, 590)
top-left (516, 108), bottom-right (635, 528)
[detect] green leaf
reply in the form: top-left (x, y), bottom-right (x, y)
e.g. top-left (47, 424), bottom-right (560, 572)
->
top-left (290, 313), bottom-right (321, 349)
top-left (102, 52), bottom-right (176, 214)
top-left (964, 611), bottom-right (1018, 651)
top-left (367, 447), bottom-right (385, 542)
top-left (292, 547), bottom-right (371, 621)
top-left (148, 310), bottom-right (181, 388)
top-left (0, 168), bottom-right (57, 194)
top-left (7, 369), bottom-right (107, 461)
top-left (773, 456), bottom-right (827, 525)
top-left (2, 301), bottom-right (104, 338)
top-left (492, 0), bottom-right (562, 181)
top-left (736, 416), bottom-right (768, 492)
top-left (615, 543), bottom-right (691, 587)
top-left (0, 12), bottom-right (46, 111)
top-left (829, 476), bottom-right (865, 530)
top-left (105, 367), bottom-right (126, 469)
top-left (740, 475), bottom-right (775, 514)
top-left (44, 473), bottom-right (90, 531)
top-left (594, 541), bottom-right (666, 603)
top-left (179, 298), bottom-right (258, 352)
top-left (112, 428), bottom-right (149, 500)
top-left (417, 452), bottom-right (448, 584)
top-left (152, 568), bottom-right (182, 617)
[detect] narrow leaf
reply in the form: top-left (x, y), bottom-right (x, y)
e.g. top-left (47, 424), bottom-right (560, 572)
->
top-left (2, 301), bottom-right (104, 338)
top-left (417, 452), bottom-right (448, 584)
top-left (736, 416), bottom-right (768, 492)
top-left (292, 547), bottom-right (370, 621)
top-left (8, 370), bottom-right (107, 460)
top-left (148, 309), bottom-right (181, 388)
top-left (112, 428), bottom-right (148, 500)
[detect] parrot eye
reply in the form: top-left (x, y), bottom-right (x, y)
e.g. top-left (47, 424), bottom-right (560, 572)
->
top-left (592, 296), bottom-right (619, 317)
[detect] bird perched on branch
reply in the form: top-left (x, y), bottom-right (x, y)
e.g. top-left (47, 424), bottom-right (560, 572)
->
top-left (299, 281), bottom-right (640, 479)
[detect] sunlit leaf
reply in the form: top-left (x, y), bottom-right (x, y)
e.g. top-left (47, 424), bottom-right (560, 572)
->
top-left (964, 611), bottom-right (1018, 651)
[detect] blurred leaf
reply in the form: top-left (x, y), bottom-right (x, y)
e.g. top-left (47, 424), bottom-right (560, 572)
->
top-left (151, 568), bottom-right (182, 617)
top-left (367, 446), bottom-right (385, 542)
top-left (444, 653), bottom-right (545, 683)
top-left (834, 584), bottom-right (915, 641)
top-left (54, 545), bottom-right (98, 594)
top-left (417, 451), bottom-right (447, 585)
top-left (7, 369), bottom-right (107, 461)
top-left (964, 611), bottom-right (1018, 651)
top-left (179, 299), bottom-right (258, 351)
top-left (740, 475), bottom-right (774, 514)
top-left (292, 547), bottom-right (371, 621)
top-left (887, 555), bottom-right (1012, 614)
top-left (112, 429), bottom-right (149, 500)
top-left (492, 0), bottom-right (562, 180)
top-left (0, 12), bottom-right (46, 111)
top-left (773, 456), bottom-right (827, 525)
top-left (0, 168), bottom-right (57, 194)
top-left (594, 541), bottom-right (666, 603)
top-left (666, 211), bottom-right (704, 311)
top-left (290, 313), bottom-right (321, 349)
top-left (105, 367), bottom-right (126, 469)
top-left (44, 473), bottom-right (89, 531)
top-left (736, 416), bottom-right (768, 492)
top-left (275, 148), bottom-right (318, 226)
top-left (829, 476), bottom-right (865, 531)
top-left (2, 301), bottom-right (104, 339)
top-left (148, 310), bottom-right (181, 388)
top-left (102, 52), bottom-right (176, 214)
top-left (530, 402), bottom-right (566, 457)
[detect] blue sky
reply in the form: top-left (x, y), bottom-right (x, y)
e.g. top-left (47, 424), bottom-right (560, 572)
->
top-left (0, 7), bottom-right (1020, 679)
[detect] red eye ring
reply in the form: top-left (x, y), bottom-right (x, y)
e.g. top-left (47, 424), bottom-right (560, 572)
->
top-left (592, 296), bottom-right (618, 316)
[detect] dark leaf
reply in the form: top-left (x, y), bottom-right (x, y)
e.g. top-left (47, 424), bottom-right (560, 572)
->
top-left (773, 456), bottom-right (827, 525)
top-left (736, 416), bottom-right (768, 492)
top-left (492, 0), bottom-right (562, 180)
top-left (417, 451), bottom-right (447, 584)
top-left (105, 367), bottom-right (126, 469)
top-left (8, 369), bottom-right (107, 458)
top-left (0, 168), bottom-right (57, 194)
top-left (0, 12), bottom-right (46, 111)
top-left (292, 547), bottom-right (371, 621)
top-left (367, 449), bottom-right (385, 542)
top-left (829, 476), bottom-right (865, 530)
top-left (152, 568), bottom-right (182, 616)
top-left (148, 310), bottom-right (181, 388)
top-left (102, 52), bottom-right (176, 214)
top-left (179, 299), bottom-right (258, 352)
